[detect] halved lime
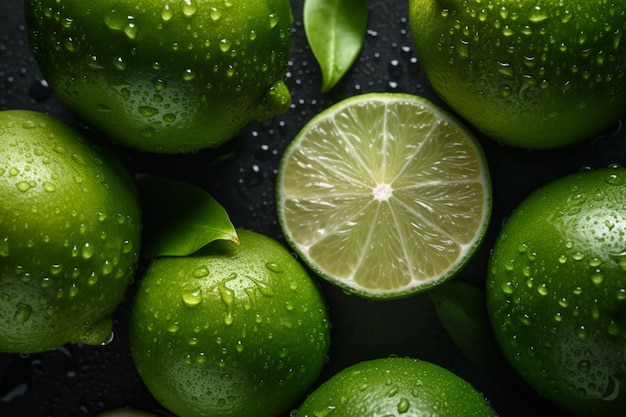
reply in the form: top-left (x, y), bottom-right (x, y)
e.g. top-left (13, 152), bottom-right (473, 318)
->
top-left (277, 93), bottom-right (491, 299)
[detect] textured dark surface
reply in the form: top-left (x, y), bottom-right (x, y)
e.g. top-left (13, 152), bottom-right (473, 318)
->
top-left (2, 0), bottom-right (625, 416)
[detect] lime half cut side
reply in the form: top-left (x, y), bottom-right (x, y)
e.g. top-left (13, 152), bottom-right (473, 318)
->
top-left (277, 93), bottom-right (492, 299)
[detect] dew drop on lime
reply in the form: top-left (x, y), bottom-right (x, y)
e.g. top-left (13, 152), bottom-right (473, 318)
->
top-left (14, 302), bottom-right (32, 323)
top-left (0, 238), bottom-right (9, 257)
top-left (269, 13), bottom-right (279, 28)
top-left (192, 266), bottom-right (209, 278)
top-left (182, 289), bottom-right (203, 307)
top-left (16, 181), bottom-right (32, 192)
top-left (87, 273), bottom-right (98, 286)
top-left (210, 7), bottom-right (221, 21)
top-left (500, 281), bottom-right (514, 294)
top-left (607, 320), bottom-right (621, 336)
top-left (81, 242), bottom-right (94, 259)
top-left (163, 113), bottom-right (177, 123)
top-left (591, 271), bottom-right (604, 285)
top-left (138, 106), bottom-right (159, 118)
top-left (265, 262), bottom-right (283, 273)
top-left (160, 4), bottom-right (173, 22)
top-left (123, 20), bottom-right (138, 40)
top-left (100, 330), bottom-right (115, 346)
top-left (181, 0), bottom-right (197, 17)
top-left (195, 353), bottom-right (207, 364)
top-left (114, 56), bottom-right (127, 71)
top-left (609, 251), bottom-right (626, 270)
top-left (104, 10), bottom-right (124, 31)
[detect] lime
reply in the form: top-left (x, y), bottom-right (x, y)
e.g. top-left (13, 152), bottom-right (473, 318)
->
top-left (487, 166), bottom-right (626, 416)
top-left (293, 356), bottom-right (498, 416)
top-left (129, 229), bottom-right (330, 417)
top-left (409, 0), bottom-right (626, 150)
top-left (0, 109), bottom-right (142, 354)
top-left (276, 93), bottom-right (491, 299)
top-left (25, 0), bottom-right (293, 153)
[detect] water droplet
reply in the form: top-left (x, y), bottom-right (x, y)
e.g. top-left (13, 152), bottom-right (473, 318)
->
top-left (500, 281), bottom-right (514, 294)
top-left (138, 106), bottom-right (159, 118)
top-left (210, 7), bottom-right (221, 21)
top-left (0, 237), bottom-right (9, 257)
top-left (386, 395), bottom-right (406, 414)
top-left (81, 243), bottom-right (94, 259)
top-left (182, 68), bottom-right (196, 81)
top-left (610, 250), bottom-right (626, 271)
top-left (192, 266), bottom-right (209, 278)
top-left (100, 331), bottom-right (115, 346)
top-left (16, 181), bottom-right (32, 192)
top-left (518, 313), bottom-right (532, 326)
top-left (181, 0), bottom-right (197, 17)
top-left (114, 56), bottom-right (127, 71)
top-left (219, 282), bottom-right (235, 325)
top-left (388, 59), bottom-right (403, 78)
top-left (14, 303), bottom-right (32, 323)
top-left (182, 289), bottom-right (203, 307)
top-left (87, 273), bottom-right (98, 286)
top-left (269, 13), bottom-right (279, 28)
top-left (529, 7), bottom-right (548, 23)
top-left (163, 113), bottom-right (177, 123)
top-left (219, 39), bottom-right (231, 52)
top-left (591, 271), bottom-right (604, 285)
top-left (265, 262), bottom-right (283, 273)
top-left (161, 4), bottom-right (173, 21)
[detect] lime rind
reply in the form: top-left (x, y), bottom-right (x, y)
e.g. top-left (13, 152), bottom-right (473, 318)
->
top-left (277, 93), bottom-right (491, 299)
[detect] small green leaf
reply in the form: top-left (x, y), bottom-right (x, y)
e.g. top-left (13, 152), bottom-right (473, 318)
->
top-left (429, 281), bottom-right (507, 373)
top-left (136, 174), bottom-right (239, 259)
top-left (304, 0), bottom-right (368, 93)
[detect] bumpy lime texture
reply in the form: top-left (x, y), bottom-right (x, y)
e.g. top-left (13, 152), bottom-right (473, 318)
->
top-left (487, 166), bottom-right (626, 416)
top-left (294, 357), bottom-right (498, 416)
top-left (26, 0), bottom-right (293, 153)
top-left (129, 229), bottom-right (330, 417)
top-left (0, 110), bottom-right (141, 353)
top-left (409, 0), bottom-right (626, 149)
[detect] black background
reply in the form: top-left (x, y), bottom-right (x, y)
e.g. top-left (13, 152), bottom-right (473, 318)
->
top-left (2, 0), bottom-right (626, 416)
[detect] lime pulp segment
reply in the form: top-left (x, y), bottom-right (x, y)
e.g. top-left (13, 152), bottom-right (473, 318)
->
top-left (277, 93), bottom-right (491, 299)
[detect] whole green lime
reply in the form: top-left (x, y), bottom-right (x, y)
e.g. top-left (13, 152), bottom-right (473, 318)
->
top-left (409, 0), bottom-right (626, 149)
top-left (487, 166), bottom-right (626, 416)
top-left (25, 0), bottom-right (293, 153)
top-left (129, 229), bottom-right (330, 417)
top-left (0, 109), bottom-right (142, 354)
top-left (293, 356), bottom-right (498, 416)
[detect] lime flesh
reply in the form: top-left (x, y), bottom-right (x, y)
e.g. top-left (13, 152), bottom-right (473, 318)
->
top-left (277, 93), bottom-right (491, 299)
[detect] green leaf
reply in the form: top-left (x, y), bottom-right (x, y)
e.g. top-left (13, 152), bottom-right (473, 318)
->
top-left (304, 0), bottom-right (368, 93)
top-left (429, 281), bottom-right (507, 373)
top-left (136, 174), bottom-right (239, 259)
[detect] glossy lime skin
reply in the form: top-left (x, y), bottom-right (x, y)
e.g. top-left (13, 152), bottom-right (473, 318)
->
top-left (129, 229), bottom-right (330, 417)
top-left (409, 0), bottom-right (626, 149)
top-left (294, 357), bottom-right (498, 416)
top-left (25, 0), bottom-right (293, 153)
top-left (0, 110), bottom-right (142, 353)
top-left (487, 167), bottom-right (626, 416)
